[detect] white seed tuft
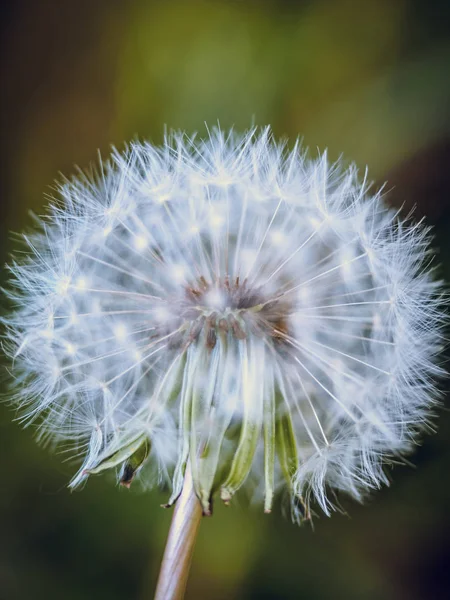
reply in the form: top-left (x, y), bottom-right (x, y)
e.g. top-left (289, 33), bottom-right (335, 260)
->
top-left (2, 127), bottom-right (446, 520)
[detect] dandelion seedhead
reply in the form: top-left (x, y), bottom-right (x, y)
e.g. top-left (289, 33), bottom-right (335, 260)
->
top-left (3, 127), bottom-right (446, 521)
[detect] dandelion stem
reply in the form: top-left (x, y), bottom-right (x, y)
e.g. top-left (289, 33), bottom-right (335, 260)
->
top-left (154, 462), bottom-right (202, 600)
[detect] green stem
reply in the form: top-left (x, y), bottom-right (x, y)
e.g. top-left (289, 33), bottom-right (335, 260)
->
top-left (154, 462), bottom-right (202, 600)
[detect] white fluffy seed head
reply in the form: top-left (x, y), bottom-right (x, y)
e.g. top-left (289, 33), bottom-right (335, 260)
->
top-left (2, 127), bottom-right (446, 520)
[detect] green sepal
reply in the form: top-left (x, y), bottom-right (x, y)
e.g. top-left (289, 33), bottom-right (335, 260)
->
top-left (275, 394), bottom-right (298, 483)
top-left (263, 385), bottom-right (276, 513)
top-left (275, 394), bottom-right (310, 523)
top-left (195, 404), bottom-right (236, 515)
top-left (219, 414), bottom-right (261, 504)
top-left (119, 437), bottom-right (151, 488)
top-left (189, 343), bottom-right (223, 515)
top-left (220, 342), bottom-right (263, 504)
top-left (166, 346), bottom-right (196, 507)
top-left (86, 433), bottom-right (149, 477)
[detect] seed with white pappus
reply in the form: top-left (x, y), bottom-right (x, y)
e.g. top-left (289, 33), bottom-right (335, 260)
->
top-left (3, 127), bottom-right (446, 522)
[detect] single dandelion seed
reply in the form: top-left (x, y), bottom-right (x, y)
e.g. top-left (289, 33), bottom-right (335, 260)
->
top-left (2, 126), bottom-right (446, 599)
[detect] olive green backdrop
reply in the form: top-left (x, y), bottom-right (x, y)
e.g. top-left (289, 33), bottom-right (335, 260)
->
top-left (1, 1), bottom-right (449, 599)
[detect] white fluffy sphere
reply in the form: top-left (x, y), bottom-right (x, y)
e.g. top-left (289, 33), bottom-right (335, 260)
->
top-left (3, 127), bottom-right (446, 520)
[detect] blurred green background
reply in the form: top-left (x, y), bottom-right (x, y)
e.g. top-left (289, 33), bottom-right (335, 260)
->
top-left (1, 1), bottom-right (450, 599)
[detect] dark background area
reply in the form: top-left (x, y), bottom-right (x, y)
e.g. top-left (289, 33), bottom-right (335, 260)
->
top-left (1, 1), bottom-right (450, 599)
